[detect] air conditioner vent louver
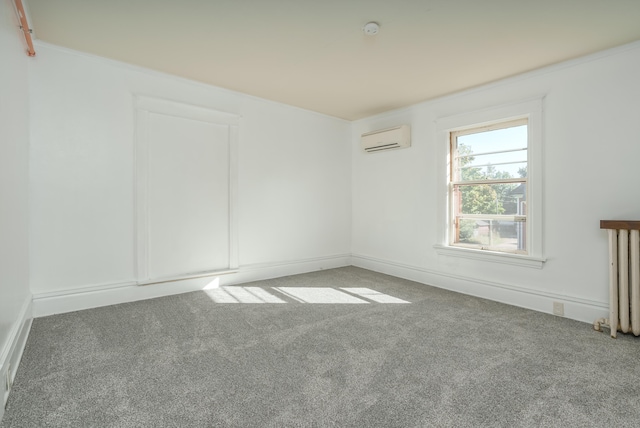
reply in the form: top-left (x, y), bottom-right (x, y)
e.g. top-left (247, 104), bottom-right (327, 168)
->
top-left (361, 125), bottom-right (411, 153)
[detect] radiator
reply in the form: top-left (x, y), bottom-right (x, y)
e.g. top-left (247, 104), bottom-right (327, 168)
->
top-left (594, 220), bottom-right (640, 338)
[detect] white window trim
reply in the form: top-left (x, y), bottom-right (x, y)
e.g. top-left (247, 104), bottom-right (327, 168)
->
top-left (434, 98), bottom-right (545, 269)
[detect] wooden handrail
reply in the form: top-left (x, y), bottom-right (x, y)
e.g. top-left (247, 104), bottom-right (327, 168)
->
top-left (600, 220), bottom-right (640, 230)
top-left (14, 0), bottom-right (35, 57)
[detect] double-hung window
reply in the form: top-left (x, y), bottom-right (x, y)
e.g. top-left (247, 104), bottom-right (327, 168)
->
top-left (435, 98), bottom-right (544, 268)
top-left (450, 119), bottom-right (528, 254)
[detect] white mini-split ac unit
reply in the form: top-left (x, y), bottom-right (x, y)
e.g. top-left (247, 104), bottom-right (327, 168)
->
top-left (361, 124), bottom-right (411, 153)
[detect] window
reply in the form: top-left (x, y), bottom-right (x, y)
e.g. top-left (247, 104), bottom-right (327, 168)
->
top-left (450, 119), bottom-right (528, 254)
top-left (435, 98), bottom-right (544, 268)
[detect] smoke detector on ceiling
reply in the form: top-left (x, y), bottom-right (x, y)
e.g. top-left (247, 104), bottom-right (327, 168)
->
top-left (363, 22), bottom-right (380, 36)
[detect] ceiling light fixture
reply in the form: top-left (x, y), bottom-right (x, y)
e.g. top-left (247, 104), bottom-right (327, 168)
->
top-left (363, 22), bottom-right (380, 36)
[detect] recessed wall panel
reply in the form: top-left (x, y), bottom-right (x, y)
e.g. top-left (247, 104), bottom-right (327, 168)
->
top-left (147, 113), bottom-right (230, 279)
top-left (135, 96), bottom-right (239, 284)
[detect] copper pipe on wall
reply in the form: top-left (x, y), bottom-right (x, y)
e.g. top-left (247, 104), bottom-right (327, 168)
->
top-left (14, 0), bottom-right (35, 56)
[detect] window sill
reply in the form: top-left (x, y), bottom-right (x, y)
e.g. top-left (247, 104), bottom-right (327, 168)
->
top-left (433, 244), bottom-right (546, 269)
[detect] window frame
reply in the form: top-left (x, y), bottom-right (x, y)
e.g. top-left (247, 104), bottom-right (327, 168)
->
top-left (450, 118), bottom-right (528, 254)
top-left (434, 98), bottom-right (545, 268)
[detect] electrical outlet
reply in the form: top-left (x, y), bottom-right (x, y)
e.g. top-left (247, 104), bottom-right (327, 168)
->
top-left (5, 372), bottom-right (8, 392)
top-left (553, 302), bottom-right (565, 317)
top-left (5, 363), bottom-right (11, 392)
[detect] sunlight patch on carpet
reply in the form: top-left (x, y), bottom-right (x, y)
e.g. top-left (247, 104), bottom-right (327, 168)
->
top-left (203, 286), bottom-right (410, 304)
top-left (341, 288), bottom-right (410, 304)
top-left (273, 287), bottom-right (369, 304)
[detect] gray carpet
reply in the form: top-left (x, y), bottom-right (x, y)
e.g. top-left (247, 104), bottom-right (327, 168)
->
top-left (3, 267), bottom-right (640, 427)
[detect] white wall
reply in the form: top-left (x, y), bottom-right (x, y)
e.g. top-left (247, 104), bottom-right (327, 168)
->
top-left (21, 27), bottom-right (640, 324)
top-left (352, 42), bottom-right (640, 323)
top-left (0, 0), bottom-right (32, 414)
top-left (29, 42), bottom-right (351, 313)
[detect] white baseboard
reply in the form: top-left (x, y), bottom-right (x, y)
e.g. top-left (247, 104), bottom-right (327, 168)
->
top-left (32, 254), bottom-right (352, 318)
top-left (233, 253), bottom-right (352, 283)
top-left (31, 252), bottom-right (605, 326)
top-left (1, 295), bottom-right (32, 422)
top-left (351, 253), bottom-right (608, 325)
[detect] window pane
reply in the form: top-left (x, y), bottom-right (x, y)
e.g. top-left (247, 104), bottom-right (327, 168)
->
top-left (456, 125), bottom-right (527, 179)
top-left (458, 156), bottom-right (526, 181)
top-left (455, 218), bottom-right (526, 252)
top-left (457, 125), bottom-right (527, 154)
top-left (454, 183), bottom-right (526, 216)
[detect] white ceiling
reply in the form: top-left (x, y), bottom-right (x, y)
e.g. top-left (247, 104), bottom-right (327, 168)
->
top-left (25, 0), bottom-right (640, 120)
